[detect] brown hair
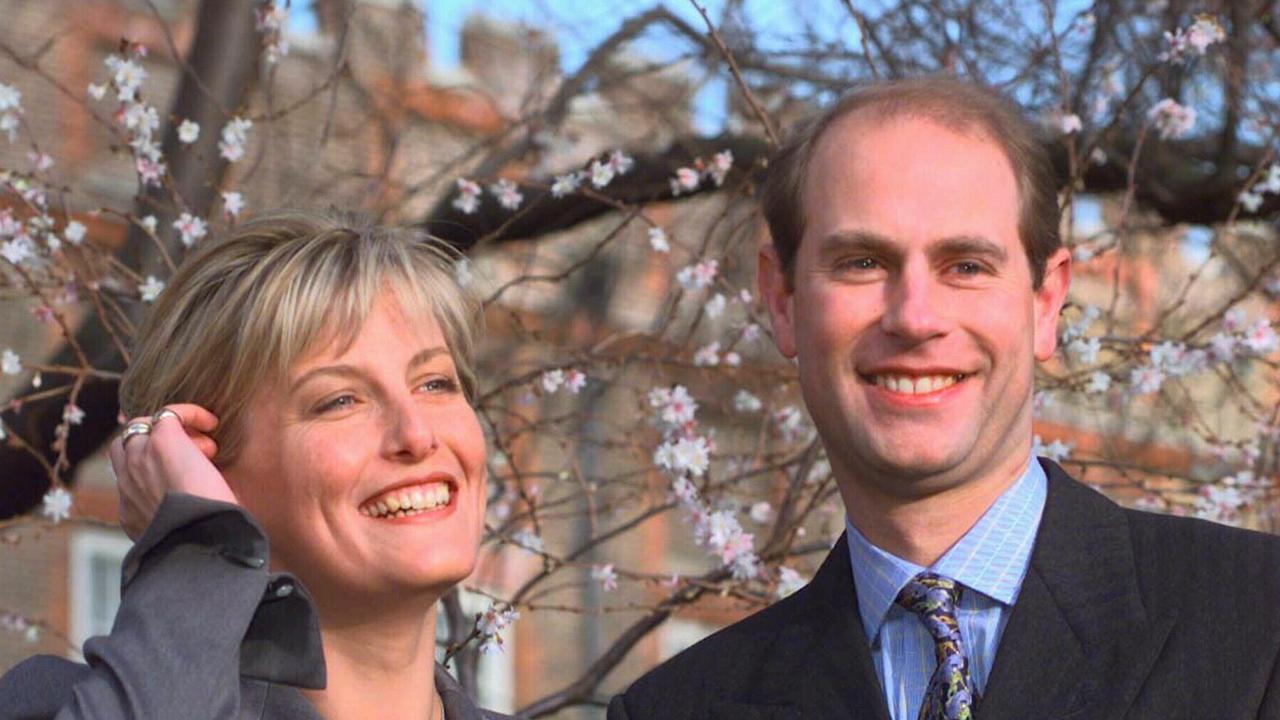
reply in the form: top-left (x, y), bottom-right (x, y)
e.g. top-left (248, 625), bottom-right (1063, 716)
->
top-left (760, 75), bottom-right (1061, 288)
top-left (120, 209), bottom-right (481, 464)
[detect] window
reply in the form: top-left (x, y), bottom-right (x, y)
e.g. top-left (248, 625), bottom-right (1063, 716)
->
top-left (68, 528), bottom-right (131, 659)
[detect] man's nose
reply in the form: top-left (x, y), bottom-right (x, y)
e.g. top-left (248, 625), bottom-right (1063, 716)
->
top-left (879, 264), bottom-right (950, 341)
top-left (382, 397), bottom-right (438, 461)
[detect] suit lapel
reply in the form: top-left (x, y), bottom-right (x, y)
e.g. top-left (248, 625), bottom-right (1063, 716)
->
top-left (734, 536), bottom-right (892, 720)
top-left (979, 461), bottom-right (1175, 720)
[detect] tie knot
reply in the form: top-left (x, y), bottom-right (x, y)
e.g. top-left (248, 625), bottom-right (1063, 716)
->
top-left (895, 572), bottom-right (962, 626)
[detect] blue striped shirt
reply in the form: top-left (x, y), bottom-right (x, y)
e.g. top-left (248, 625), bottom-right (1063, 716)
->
top-left (844, 458), bottom-right (1047, 720)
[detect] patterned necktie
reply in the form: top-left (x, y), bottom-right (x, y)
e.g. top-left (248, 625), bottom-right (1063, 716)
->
top-left (895, 572), bottom-right (979, 720)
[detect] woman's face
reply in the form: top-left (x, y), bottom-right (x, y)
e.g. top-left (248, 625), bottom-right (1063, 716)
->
top-left (223, 292), bottom-right (487, 607)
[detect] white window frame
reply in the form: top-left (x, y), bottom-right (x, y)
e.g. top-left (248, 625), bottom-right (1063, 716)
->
top-left (68, 527), bottom-right (132, 660)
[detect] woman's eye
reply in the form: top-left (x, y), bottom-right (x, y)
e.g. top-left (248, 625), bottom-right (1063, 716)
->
top-left (420, 377), bottom-right (460, 394)
top-left (317, 394), bottom-right (356, 413)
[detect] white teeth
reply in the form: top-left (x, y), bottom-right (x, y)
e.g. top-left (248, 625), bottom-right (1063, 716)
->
top-left (873, 374), bottom-right (962, 395)
top-left (360, 481), bottom-right (453, 518)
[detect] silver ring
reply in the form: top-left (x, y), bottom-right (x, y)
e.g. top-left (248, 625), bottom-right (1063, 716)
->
top-left (121, 421), bottom-right (153, 445)
top-left (152, 408), bottom-right (181, 425)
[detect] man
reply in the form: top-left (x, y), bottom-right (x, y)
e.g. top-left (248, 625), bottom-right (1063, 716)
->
top-left (609, 76), bottom-right (1280, 720)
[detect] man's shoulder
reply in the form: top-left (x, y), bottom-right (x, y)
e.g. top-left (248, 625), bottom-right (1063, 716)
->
top-left (1122, 504), bottom-right (1280, 592)
top-left (615, 587), bottom-right (810, 718)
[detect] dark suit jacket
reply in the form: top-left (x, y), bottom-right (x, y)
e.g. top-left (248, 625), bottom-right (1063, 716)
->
top-left (609, 460), bottom-right (1280, 719)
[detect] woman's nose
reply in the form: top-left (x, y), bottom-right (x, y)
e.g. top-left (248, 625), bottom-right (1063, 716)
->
top-left (383, 399), bottom-right (438, 461)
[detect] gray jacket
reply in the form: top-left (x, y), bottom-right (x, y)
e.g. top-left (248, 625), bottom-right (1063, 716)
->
top-left (0, 494), bottom-right (506, 720)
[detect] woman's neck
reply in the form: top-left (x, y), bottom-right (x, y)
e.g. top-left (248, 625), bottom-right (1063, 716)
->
top-left (303, 600), bottom-right (442, 720)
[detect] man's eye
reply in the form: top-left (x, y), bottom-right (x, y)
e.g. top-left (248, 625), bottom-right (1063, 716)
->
top-left (838, 257), bottom-right (880, 271)
top-left (952, 261), bottom-right (984, 275)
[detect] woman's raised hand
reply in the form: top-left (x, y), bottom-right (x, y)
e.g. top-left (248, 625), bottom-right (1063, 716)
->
top-left (109, 403), bottom-right (238, 539)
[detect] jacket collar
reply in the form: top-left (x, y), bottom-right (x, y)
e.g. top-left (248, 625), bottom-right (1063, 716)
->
top-left (718, 459), bottom-right (1174, 720)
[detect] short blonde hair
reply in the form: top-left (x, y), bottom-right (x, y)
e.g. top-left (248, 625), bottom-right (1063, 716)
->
top-left (120, 209), bottom-right (481, 464)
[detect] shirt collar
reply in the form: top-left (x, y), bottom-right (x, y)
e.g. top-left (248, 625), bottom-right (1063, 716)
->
top-left (845, 456), bottom-right (1048, 644)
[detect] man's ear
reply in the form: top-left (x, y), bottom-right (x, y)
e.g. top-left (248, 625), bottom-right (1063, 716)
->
top-left (758, 243), bottom-right (798, 358)
top-left (1033, 247), bottom-right (1072, 362)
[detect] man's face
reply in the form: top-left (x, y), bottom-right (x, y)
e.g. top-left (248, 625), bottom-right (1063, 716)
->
top-left (760, 114), bottom-right (1070, 500)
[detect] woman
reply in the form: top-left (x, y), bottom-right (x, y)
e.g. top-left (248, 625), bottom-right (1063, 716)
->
top-left (0, 210), bottom-right (504, 719)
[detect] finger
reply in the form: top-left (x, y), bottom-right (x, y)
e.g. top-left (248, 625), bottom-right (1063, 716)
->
top-left (190, 435), bottom-right (219, 459)
top-left (155, 403), bottom-right (219, 433)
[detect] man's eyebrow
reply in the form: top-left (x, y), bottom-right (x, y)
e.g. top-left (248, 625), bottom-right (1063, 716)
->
top-left (930, 235), bottom-right (1009, 263)
top-left (290, 346), bottom-right (451, 392)
top-left (814, 230), bottom-right (898, 256)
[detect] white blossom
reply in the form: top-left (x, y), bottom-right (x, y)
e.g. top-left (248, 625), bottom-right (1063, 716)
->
top-left (41, 487), bottom-right (72, 523)
top-left (63, 220), bottom-right (86, 246)
top-left (693, 341), bottom-right (720, 367)
top-left (589, 160), bottom-right (615, 189)
top-left (139, 275), bottom-right (165, 303)
top-left (705, 293), bottom-right (727, 319)
top-left (1162, 15), bottom-right (1225, 63)
top-left (217, 116), bottom-right (253, 162)
top-left (1239, 190), bottom-right (1264, 212)
top-left (550, 173), bottom-right (580, 198)
top-left (540, 369), bottom-right (565, 393)
top-left (1, 236), bottom-right (33, 265)
top-left (741, 323), bottom-right (762, 344)
top-left (671, 167), bottom-right (700, 195)
top-left (0, 111), bottom-right (19, 142)
top-left (1148, 98), bottom-right (1196, 140)
top-left (177, 119), bottom-right (200, 144)
top-left (607, 149), bottom-right (634, 175)
top-left (1085, 370), bottom-right (1111, 394)
top-left (62, 404), bottom-right (85, 426)
top-left (1066, 336), bottom-right (1101, 364)
top-left (476, 603), bottom-right (519, 655)
top-left (1223, 307), bottom-right (1249, 333)
top-left (107, 56), bottom-right (146, 101)
top-left (723, 351), bottom-right (741, 367)
top-left (592, 563), bottom-right (619, 591)
top-left (0, 83), bottom-right (21, 113)
top-left (452, 178), bottom-right (482, 214)
top-left (222, 191), bottom-right (244, 218)
top-left (733, 389), bottom-right (762, 413)
top-left (1129, 363), bottom-right (1165, 394)
top-left (565, 369), bottom-right (587, 394)
top-left (511, 529), bottom-right (543, 553)
top-left (649, 385), bottom-right (698, 427)
top-left (749, 501), bottom-right (775, 525)
top-left (676, 259), bottom-right (718, 290)
top-left (122, 102), bottom-right (159, 136)
top-left (708, 150), bottom-right (733, 186)
top-left (647, 226), bottom-right (670, 253)
top-left (1032, 435), bottom-right (1073, 462)
top-left (1243, 319), bottom-right (1279, 355)
top-left (653, 435), bottom-right (711, 477)
top-left (2, 349), bottom-right (21, 375)
top-left (86, 82), bottom-right (107, 101)
top-left (489, 179), bottom-right (523, 210)
top-left (136, 157), bottom-right (165, 187)
top-left (173, 212), bottom-right (207, 247)
top-left (140, 215), bottom-right (158, 234)
top-left (776, 566), bottom-right (805, 598)
top-left (1059, 113), bottom-right (1083, 135)
top-left (773, 405), bottom-right (808, 441)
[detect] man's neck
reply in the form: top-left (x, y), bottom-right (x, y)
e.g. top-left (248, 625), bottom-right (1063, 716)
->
top-left (302, 597), bottom-right (442, 720)
top-left (842, 453), bottom-right (1031, 567)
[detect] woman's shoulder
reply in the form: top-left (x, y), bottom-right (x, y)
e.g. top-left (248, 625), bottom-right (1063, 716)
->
top-left (0, 654), bottom-right (89, 719)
